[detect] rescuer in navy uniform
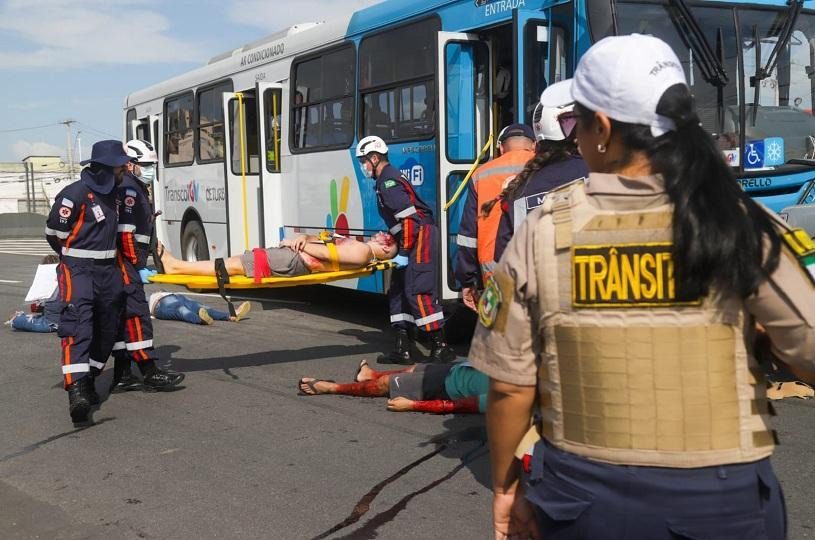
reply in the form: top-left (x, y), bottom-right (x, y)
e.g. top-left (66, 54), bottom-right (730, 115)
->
top-left (110, 139), bottom-right (185, 393)
top-left (45, 140), bottom-right (129, 424)
top-left (356, 135), bottom-right (455, 364)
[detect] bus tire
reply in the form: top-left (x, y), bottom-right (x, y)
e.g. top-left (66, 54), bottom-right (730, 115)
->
top-left (181, 220), bottom-right (209, 262)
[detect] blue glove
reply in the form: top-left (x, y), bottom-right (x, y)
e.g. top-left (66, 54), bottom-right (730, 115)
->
top-left (138, 268), bottom-right (158, 283)
top-left (391, 254), bottom-right (409, 269)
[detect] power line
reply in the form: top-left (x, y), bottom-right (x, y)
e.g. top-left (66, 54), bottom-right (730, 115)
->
top-left (76, 122), bottom-right (119, 139)
top-left (0, 122), bottom-right (60, 134)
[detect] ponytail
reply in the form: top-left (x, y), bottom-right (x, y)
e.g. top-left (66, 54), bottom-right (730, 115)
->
top-left (575, 85), bottom-right (781, 300)
top-left (480, 140), bottom-right (577, 218)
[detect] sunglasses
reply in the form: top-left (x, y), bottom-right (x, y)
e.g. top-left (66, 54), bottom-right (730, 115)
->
top-left (557, 111), bottom-right (579, 139)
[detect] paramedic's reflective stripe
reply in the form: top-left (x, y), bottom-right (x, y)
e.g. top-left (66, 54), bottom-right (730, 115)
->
top-left (456, 234), bottom-right (478, 248)
top-left (134, 234), bottom-right (151, 244)
top-left (416, 312), bottom-right (444, 327)
top-left (390, 313), bottom-right (415, 324)
top-left (45, 227), bottom-right (70, 239)
top-left (89, 359), bottom-right (106, 369)
top-left (62, 363), bottom-right (89, 374)
top-left (62, 247), bottom-right (116, 259)
top-left (117, 224), bottom-right (136, 233)
top-left (127, 339), bottom-right (153, 351)
top-left (395, 206), bottom-right (417, 219)
top-left (390, 223), bottom-right (402, 235)
top-left (480, 261), bottom-right (497, 275)
top-left (113, 341), bottom-right (126, 351)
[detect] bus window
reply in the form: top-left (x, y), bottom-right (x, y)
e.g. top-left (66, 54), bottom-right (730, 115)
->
top-left (524, 19), bottom-right (549, 124)
top-left (359, 17), bottom-right (440, 142)
top-left (263, 88), bottom-right (282, 173)
top-left (445, 41), bottom-right (489, 163)
top-left (164, 92), bottom-right (194, 166)
top-left (135, 123), bottom-right (151, 143)
top-left (291, 44), bottom-right (355, 151)
top-left (125, 109), bottom-right (136, 141)
top-left (197, 81), bottom-right (232, 163)
top-left (229, 96), bottom-right (260, 175)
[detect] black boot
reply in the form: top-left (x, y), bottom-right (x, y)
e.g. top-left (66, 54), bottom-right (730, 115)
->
top-left (110, 356), bottom-right (141, 393)
top-left (87, 376), bottom-right (101, 406)
top-left (139, 361), bottom-right (185, 392)
top-left (377, 328), bottom-right (414, 365)
top-left (427, 328), bottom-right (456, 363)
top-left (67, 377), bottom-right (93, 424)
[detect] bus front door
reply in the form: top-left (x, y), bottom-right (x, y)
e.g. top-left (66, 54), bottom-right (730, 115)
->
top-left (256, 82), bottom-right (286, 247)
top-left (436, 32), bottom-right (492, 301)
top-left (223, 92), bottom-right (263, 256)
top-left (514, 10), bottom-right (550, 124)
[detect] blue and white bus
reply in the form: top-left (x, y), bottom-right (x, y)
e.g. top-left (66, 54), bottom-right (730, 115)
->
top-left (123, 0), bottom-right (815, 300)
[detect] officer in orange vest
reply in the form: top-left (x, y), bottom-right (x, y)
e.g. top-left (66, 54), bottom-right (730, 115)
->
top-left (454, 124), bottom-right (534, 310)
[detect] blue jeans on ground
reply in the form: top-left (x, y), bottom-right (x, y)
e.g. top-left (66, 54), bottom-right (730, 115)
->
top-left (11, 313), bottom-right (58, 333)
top-left (153, 294), bottom-right (230, 324)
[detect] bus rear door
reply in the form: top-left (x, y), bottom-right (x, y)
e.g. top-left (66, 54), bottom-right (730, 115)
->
top-left (436, 32), bottom-right (492, 301)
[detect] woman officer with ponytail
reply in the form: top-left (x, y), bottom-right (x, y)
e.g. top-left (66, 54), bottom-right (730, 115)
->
top-left (469, 34), bottom-right (815, 539)
top-left (481, 99), bottom-right (588, 263)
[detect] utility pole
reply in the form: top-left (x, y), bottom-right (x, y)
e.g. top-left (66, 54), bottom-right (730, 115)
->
top-left (75, 131), bottom-right (82, 164)
top-left (60, 119), bottom-right (76, 180)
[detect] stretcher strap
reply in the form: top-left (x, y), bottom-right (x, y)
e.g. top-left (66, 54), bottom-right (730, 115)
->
top-left (214, 258), bottom-right (237, 318)
top-left (252, 248), bottom-right (272, 284)
top-left (326, 242), bottom-right (340, 272)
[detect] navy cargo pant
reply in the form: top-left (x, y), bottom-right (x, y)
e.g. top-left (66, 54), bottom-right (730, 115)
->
top-left (57, 257), bottom-right (123, 388)
top-left (113, 254), bottom-right (159, 366)
top-left (525, 439), bottom-right (786, 539)
top-left (389, 223), bottom-right (445, 333)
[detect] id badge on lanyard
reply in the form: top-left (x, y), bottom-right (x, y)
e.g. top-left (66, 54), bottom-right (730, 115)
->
top-left (92, 204), bottom-right (105, 223)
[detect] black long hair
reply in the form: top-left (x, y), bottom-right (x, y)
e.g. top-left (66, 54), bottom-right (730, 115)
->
top-left (480, 139), bottom-right (578, 217)
top-left (575, 84), bottom-right (780, 300)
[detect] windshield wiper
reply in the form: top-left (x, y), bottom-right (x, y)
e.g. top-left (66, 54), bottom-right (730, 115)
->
top-left (667, 0), bottom-right (729, 87)
top-left (750, 0), bottom-right (804, 125)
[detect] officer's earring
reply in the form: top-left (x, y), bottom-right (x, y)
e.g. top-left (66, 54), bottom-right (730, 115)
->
top-left (597, 143), bottom-right (607, 154)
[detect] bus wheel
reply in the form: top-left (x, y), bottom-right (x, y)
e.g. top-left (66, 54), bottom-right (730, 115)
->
top-left (181, 220), bottom-right (209, 261)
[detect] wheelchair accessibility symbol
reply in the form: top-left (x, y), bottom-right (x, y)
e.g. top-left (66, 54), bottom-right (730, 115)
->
top-left (745, 141), bottom-right (764, 169)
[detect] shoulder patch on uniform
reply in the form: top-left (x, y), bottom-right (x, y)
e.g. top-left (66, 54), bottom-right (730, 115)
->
top-left (61, 197), bottom-right (74, 208)
top-left (478, 271), bottom-right (514, 332)
top-left (384, 179), bottom-right (397, 188)
top-left (125, 188), bottom-right (138, 197)
top-left (478, 276), bottom-right (502, 328)
top-left (781, 228), bottom-right (815, 285)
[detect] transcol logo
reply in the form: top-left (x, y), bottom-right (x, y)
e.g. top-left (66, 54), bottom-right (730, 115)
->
top-left (164, 180), bottom-right (201, 203)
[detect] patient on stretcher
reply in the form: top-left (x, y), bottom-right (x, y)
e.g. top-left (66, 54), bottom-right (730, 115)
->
top-left (158, 232), bottom-right (397, 278)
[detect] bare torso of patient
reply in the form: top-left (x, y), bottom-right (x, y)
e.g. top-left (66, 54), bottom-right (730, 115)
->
top-left (298, 237), bottom-right (374, 272)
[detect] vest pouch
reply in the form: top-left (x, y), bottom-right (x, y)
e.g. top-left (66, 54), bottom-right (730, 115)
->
top-left (57, 304), bottom-right (77, 338)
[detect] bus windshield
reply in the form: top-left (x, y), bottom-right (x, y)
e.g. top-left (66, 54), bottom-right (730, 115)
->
top-left (615, 1), bottom-right (815, 171)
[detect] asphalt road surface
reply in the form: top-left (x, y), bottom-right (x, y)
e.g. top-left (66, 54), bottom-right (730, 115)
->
top-left (1, 246), bottom-right (813, 539)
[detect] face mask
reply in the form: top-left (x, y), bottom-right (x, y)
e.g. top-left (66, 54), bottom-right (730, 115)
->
top-left (138, 165), bottom-right (156, 184)
top-left (360, 160), bottom-right (374, 179)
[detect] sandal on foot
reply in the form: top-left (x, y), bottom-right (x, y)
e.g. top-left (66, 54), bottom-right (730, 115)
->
top-left (298, 378), bottom-right (335, 396)
top-left (354, 360), bottom-right (369, 383)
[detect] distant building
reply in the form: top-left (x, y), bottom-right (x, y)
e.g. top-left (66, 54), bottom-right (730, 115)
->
top-left (0, 156), bottom-right (79, 214)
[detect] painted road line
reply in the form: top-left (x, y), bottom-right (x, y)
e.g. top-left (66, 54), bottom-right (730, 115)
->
top-left (0, 279), bottom-right (22, 284)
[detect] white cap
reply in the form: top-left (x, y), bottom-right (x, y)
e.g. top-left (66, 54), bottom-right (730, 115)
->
top-left (532, 102), bottom-right (574, 142)
top-left (356, 135), bottom-right (389, 157)
top-left (540, 34), bottom-right (687, 137)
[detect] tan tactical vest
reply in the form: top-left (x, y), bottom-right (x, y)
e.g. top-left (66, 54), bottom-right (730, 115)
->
top-left (532, 180), bottom-right (776, 468)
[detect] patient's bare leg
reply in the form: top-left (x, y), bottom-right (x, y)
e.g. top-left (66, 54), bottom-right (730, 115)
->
top-left (159, 243), bottom-right (245, 276)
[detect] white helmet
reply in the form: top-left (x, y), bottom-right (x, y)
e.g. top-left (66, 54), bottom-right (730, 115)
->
top-left (356, 135), bottom-right (389, 158)
top-left (532, 100), bottom-right (574, 142)
top-left (125, 139), bottom-right (158, 164)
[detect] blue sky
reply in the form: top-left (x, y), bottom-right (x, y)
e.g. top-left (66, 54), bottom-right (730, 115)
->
top-left (0, 0), bottom-right (380, 162)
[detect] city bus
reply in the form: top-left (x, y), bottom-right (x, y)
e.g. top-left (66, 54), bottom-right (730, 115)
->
top-left (123, 0), bottom-right (815, 300)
